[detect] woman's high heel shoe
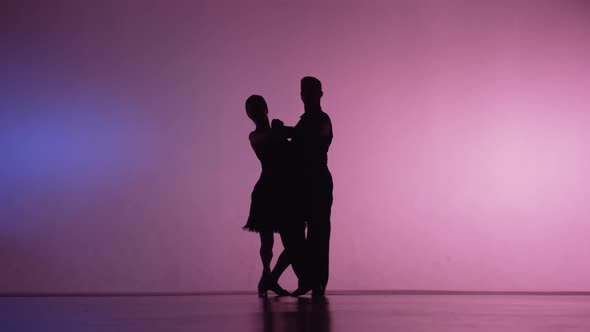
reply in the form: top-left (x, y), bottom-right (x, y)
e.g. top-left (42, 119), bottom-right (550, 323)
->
top-left (258, 276), bottom-right (268, 297)
top-left (267, 280), bottom-right (291, 296)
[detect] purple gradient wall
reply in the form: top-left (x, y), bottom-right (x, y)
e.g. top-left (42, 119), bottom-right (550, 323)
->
top-left (2, 0), bottom-right (590, 293)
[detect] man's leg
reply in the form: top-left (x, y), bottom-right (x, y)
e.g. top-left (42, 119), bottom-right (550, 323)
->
top-left (305, 221), bottom-right (319, 289)
top-left (317, 218), bottom-right (331, 290)
top-left (312, 175), bottom-right (333, 293)
top-left (311, 204), bottom-right (331, 292)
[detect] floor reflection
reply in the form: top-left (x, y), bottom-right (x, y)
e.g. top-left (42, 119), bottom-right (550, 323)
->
top-left (261, 297), bottom-right (331, 332)
top-left (3, 295), bottom-right (590, 331)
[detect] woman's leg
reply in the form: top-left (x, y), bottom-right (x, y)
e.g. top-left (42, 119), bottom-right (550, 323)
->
top-left (259, 231), bottom-right (274, 277)
top-left (271, 247), bottom-right (290, 282)
top-left (257, 231), bottom-right (274, 295)
top-left (286, 222), bottom-right (312, 297)
top-left (259, 230), bottom-right (290, 296)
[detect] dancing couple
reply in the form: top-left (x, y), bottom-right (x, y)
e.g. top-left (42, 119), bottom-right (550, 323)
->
top-left (243, 76), bottom-right (333, 297)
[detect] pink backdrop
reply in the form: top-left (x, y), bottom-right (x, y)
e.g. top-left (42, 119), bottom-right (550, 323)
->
top-left (2, 0), bottom-right (590, 293)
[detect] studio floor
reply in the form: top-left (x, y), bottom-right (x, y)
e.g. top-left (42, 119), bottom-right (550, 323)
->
top-left (1, 293), bottom-right (589, 331)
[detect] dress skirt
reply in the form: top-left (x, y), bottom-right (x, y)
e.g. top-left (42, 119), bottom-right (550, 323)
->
top-left (243, 173), bottom-right (287, 233)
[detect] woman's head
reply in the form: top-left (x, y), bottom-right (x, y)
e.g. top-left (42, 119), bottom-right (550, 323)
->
top-left (245, 95), bottom-right (269, 125)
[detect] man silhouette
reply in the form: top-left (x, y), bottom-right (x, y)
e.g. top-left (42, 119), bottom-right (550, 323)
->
top-left (290, 76), bottom-right (333, 297)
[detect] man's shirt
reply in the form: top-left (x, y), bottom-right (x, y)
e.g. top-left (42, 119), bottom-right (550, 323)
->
top-left (291, 109), bottom-right (333, 172)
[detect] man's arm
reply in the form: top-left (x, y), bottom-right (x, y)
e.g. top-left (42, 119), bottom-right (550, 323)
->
top-left (272, 119), bottom-right (295, 138)
top-left (317, 115), bottom-right (333, 152)
top-left (301, 114), bottom-right (332, 157)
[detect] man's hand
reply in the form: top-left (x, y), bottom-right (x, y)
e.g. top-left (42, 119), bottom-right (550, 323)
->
top-left (271, 119), bottom-right (284, 129)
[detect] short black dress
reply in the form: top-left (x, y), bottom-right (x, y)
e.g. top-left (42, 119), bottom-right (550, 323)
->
top-left (243, 128), bottom-right (295, 233)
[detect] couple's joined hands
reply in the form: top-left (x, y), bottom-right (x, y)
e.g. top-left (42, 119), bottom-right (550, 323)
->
top-left (272, 119), bottom-right (293, 140)
top-left (271, 119), bottom-right (284, 129)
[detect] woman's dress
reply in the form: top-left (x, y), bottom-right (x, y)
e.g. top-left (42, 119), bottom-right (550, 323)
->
top-left (243, 128), bottom-right (294, 233)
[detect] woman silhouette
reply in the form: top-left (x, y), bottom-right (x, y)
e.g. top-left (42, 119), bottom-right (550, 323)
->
top-left (243, 95), bottom-right (292, 296)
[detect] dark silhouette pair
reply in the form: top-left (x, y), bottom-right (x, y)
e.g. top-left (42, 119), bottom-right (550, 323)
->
top-left (243, 76), bottom-right (333, 297)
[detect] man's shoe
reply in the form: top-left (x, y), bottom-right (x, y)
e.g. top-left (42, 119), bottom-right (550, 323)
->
top-left (311, 287), bottom-right (325, 297)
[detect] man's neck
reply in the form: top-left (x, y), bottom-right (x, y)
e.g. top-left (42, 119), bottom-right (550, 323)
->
top-left (304, 104), bottom-right (322, 114)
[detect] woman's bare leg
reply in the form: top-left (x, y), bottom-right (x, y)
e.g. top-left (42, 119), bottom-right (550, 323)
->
top-left (259, 231), bottom-right (274, 277)
top-left (258, 231), bottom-right (274, 295)
top-left (271, 248), bottom-right (290, 282)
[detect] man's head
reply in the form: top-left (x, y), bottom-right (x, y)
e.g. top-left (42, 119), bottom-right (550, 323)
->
top-left (245, 95), bottom-right (268, 125)
top-left (300, 76), bottom-right (323, 107)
